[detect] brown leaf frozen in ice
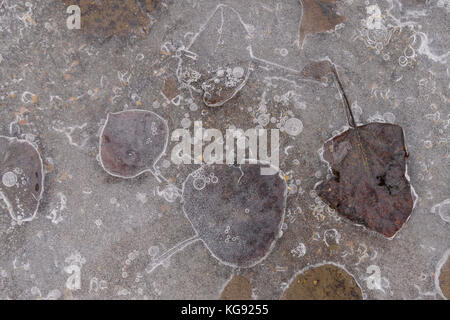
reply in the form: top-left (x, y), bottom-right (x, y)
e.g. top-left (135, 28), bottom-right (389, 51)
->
top-left (308, 60), bottom-right (414, 237)
top-left (298, 0), bottom-right (345, 49)
top-left (317, 123), bottom-right (414, 237)
top-left (282, 264), bottom-right (362, 300)
top-left (162, 77), bottom-right (180, 101)
top-left (142, 0), bottom-right (161, 12)
top-left (439, 252), bottom-right (450, 299)
top-left (0, 136), bottom-right (44, 222)
top-left (63, 0), bottom-right (153, 38)
top-left (99, 110), bottom-right (168, 178)
top-left (183, 164), bottom-right (287, 267)
top-left (300, 59), bottom-right (333, 82)
top-left (220, 275), bottom-right (253, 300)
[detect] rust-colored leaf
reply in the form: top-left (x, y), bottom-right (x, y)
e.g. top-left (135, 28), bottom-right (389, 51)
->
top-left (439, 252), bottom-right (450, 299)
top-left (162, 77), bottom-right (181, 101)
top-left (142, 0), bottom-right (161, 12)
top-left (63, 0), bottom-right (155, 38)
top-left (282, 264), bottom-right (362, 300)
top-left (220, 275), bottom-right (253, 300)
top-left (303, 60), bottom-right (414, 238)
top-left (298, 0), bottom-right (345, 49)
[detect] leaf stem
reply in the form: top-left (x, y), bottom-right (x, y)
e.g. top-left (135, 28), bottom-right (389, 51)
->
top-left (145, 235), bottom-right (201, 274)
top-left (331, 65), bottom-right (356, 128)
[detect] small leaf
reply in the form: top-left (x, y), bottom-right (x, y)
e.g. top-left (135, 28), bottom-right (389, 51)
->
top-left (0, 136), bottom-right (44, 223)
top-left (282, 264), bottom-right (362, 300)
top-left (298, 0), bottom-right (345, 49)
top-left (99, 110), bottom-right (168, 178)
top-left (162, 77), bottom-right (181, 101)
top-left (177, 5), bottom-right (253, 107)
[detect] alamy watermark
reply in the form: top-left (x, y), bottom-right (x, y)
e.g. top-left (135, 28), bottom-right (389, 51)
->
top-left (170, 121), bottom-right (279, 175)
top-left (66, 5), bottom-right (81, 30)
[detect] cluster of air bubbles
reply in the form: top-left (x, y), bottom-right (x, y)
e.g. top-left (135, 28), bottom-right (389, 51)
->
top-left (126, 251), bottom-right (139, 265)
top-left (273, 93), bottom-right (292, 107)
top-left (185, 98), bottom-right (199, 112)
top-left (192, 171), bottom-right (219, 191)
top-left (157, 184), bottom-right (180, 203)
top-left (308, 189), bottom-right (337, 222)
top-left (437, 0), bottom-right (450, 11)
top-left (151, 122), bottom-right (158, 135)
top-left (291, 242), bottom-right (306, 258)
top-left (224, 225), bottom-right (239, 243)
top-left (94, 219), bottom-right (102, 228)
top-left (211, 66), bottom-right (246, 89)
top-left (357, 4), bottom-right (401, 56)
top-left (367, 112), bottom-right (396, 123)
top-left (286, 206), bottom-right (302, 224)
top-left (250, 94), bottom-right (271, 128)
top-left (231, 67), bottom-right (244, 79)
top-left (359, 25), bottom-right (393, 55)
top-left (398, 45), bottom-right (416, 67)
top-left (286, 175), bottom-right (305, 196)
top-left (122, 250), bottom-right (139, 279)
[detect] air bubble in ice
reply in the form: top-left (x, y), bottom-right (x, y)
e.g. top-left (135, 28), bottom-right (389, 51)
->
top-left (284, 118), bottom-right (303, 136)
top-left (2, 171), bottom-right (17, 187)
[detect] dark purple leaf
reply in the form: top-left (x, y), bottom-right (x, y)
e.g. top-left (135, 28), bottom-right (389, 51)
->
top-left (302, 60), bottom-right (414, 238)
top-left (317, 123), bottom-right (414, 237)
